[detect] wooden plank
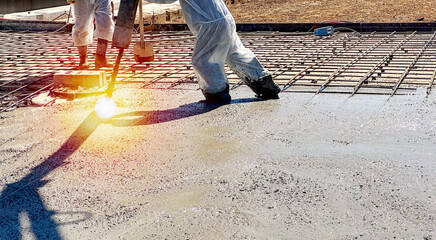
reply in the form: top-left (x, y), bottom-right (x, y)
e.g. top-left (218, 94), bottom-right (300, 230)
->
top-left (53, 70), bottom-right (106, 89)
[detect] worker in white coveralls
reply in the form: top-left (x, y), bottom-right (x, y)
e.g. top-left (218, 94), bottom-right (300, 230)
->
top-left (67, 0), bottom-right (114, 69)
top-left (150, 0), bottom-right (281, 104)
top-left (180, 0), bottom-right (281, 103)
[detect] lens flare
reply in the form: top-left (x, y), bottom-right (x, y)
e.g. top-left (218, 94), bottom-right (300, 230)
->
top-left (95, 97), bottom-right (116, 119)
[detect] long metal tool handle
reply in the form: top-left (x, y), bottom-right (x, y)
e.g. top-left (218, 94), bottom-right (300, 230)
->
top-left (139, 0), bottom-right (145, 47)
top-left (107, 48), bottom-right (125, 97)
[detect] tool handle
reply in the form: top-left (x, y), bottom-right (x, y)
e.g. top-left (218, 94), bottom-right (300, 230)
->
top-left (139, 0), bottom-right (145, 46)
top-left (107, 48), bottom-right (125, 97)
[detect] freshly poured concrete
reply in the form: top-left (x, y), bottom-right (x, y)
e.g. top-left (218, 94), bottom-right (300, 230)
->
top-left (0, 84), bottom-right (435, 239)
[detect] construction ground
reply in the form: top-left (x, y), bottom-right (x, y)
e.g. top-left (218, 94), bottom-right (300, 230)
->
top-left (1, 1), bottom-right (436, 240)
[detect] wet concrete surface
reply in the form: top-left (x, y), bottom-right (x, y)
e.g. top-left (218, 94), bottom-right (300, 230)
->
top-left (0, 84), bottom-right (435, 239)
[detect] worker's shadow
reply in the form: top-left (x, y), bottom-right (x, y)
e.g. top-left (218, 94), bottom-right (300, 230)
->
top-left (0, 98), bottom-right (257, 239)
top-left (109, 98), bottom-right (260, 127)
top-left (0, 112), bottom-right (101, 240)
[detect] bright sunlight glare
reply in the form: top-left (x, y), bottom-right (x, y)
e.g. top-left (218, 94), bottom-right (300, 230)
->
top-left (95, 97), bottom-right (116, 119)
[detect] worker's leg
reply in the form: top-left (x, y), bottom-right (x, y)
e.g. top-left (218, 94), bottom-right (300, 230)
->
top-left (191, 19), bottom-right (233, 103)
top-left (226, 28), bottom-right (267, 82)
top-left (77, 45), bottom-right (88, 68)
top-left (95, 38), bottom-right (113, 69)
top-left (192, 22), bottom-right (230, 94)
top-left (180, 0), bottom-right (232, 103)
top-left (225, 17), bottom-right (281, 99)
top-left (72, 1), bottom-right (95, 68)
top-left (94, 0), bottom-right (115, 69)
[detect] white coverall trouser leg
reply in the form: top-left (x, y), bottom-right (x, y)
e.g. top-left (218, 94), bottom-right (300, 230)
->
top-left (72, 0), bottom-right (114, 46)
top-left (179, 0), bottom-right (269, 94)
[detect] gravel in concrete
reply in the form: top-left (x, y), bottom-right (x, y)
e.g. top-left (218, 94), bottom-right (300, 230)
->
top-left (1, 84), bottom-right (435, 239)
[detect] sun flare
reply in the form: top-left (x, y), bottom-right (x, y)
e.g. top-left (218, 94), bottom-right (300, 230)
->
top-left (95, 97), bottom-right (116, 119)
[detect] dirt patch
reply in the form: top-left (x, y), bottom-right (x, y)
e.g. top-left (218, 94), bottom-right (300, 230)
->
top-left (172, 0), bottom-right (435, 23)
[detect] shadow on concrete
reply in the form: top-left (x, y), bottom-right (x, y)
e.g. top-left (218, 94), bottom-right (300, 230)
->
top-left (109, 98), bottom-right (260, 127)
top-left (0, 99), bottom-right (257, 239)
top-left (0, 112), bottom-right (102, 240)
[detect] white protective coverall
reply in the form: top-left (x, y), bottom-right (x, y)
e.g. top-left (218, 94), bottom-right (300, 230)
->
top-left (179, 0), bottom-right (270, 94)
top-left (72, 0), bottom-right (114, 46)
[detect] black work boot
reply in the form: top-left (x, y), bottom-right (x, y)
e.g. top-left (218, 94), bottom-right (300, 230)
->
top-left (202, 85), bottom-right (232, 105)
top-left (245, 74), bottom-right (281, 100)
top-left (76, 45), bottom-right (90, 70)
top-left (95, 38), bottom-right (113, 69)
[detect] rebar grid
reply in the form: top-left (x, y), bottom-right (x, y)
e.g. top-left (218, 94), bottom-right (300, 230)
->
top-left (1, 30), bottom-right (436, 112)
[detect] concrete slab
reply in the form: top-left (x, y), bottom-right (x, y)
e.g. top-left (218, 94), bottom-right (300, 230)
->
top-left (54, 70), bottom-right (106, 89)
top-left (0, 84), bottom-right (435, 239)
top-left (2, 4), bottom-right (73, 22)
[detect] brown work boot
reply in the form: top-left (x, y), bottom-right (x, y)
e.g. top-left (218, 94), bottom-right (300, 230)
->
top-left (95, 38), bottom-right (113, 69)
top-left (76, 45), bottom-right (90, 70)
top-left (245, 74), bottom-right (281, 100)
